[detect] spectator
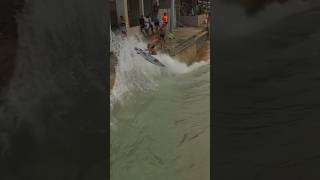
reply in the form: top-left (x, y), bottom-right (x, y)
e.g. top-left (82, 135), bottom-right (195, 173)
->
top-left (159, 25), bottom-right (166, 49)
top-left (147, 15), bottom-right (154, 35)
top-left (162, 13), bottom-right (168, 26)
top-left (153, 16), bottom-right (160, 32)
top-left (144, 16), bottom-right (150, 35)
top-left (119, 16), bottom-right (127, 38)
top-left (139, 15), bottom-right (145, 34)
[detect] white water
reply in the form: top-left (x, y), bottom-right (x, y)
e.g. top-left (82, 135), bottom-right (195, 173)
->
top-left (110, 32), bottom-right (207, 109)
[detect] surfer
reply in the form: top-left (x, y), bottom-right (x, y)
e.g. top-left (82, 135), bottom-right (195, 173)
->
top-left (147, 43), bottom-right (157, 55)
top-left (147, 36), bottom-right (160, 55)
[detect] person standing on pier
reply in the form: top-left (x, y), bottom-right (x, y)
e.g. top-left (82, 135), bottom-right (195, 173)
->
top-left (119, 16), bottom-right (127, 38)
top-left (159, 25), bottom-right (166, 49)
top-left (162, 13), bottom-right (168, 26)
top-left (147, 15), bottom-right (154, 35)
top-left (153, 16), bottom-right (160, 32)
top-left (139, 15), bottom-right (146, 35)
top-left (144, 16), bottom-right (150, 35)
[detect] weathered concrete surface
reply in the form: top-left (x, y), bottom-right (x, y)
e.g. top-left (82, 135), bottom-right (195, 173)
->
top-left (166, 27), bottom-right (206, 50)
top-left (196, 40), bottom-right (210, 63)
top-left (166, 27), bottom-right (209, 63)
top-left (176, 43), bottom-right (197, 65)
top-left (180, 14), bottom-right (207, 27)
top-left (110, 52), bottom-right (117, 90)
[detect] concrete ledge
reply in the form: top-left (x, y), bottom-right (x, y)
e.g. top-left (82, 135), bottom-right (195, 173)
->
top-left (168, 28), bottom-right (208, 56)
top-left (175, 31), bottom-right (208, 63)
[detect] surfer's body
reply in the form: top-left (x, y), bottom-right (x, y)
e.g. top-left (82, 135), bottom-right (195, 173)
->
top-left (147, 36), bottom-right (160, 55)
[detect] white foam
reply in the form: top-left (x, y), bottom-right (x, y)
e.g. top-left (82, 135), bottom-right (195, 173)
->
top-left (110, 32), bottom-right (206, 109)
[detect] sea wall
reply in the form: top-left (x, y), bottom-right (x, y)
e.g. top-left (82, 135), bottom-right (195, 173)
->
top-left (175, 31), bottom-right (209, 64)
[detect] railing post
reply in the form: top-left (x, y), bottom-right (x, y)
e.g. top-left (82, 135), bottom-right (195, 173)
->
top-left (169, 0), bottom-right (175, 32)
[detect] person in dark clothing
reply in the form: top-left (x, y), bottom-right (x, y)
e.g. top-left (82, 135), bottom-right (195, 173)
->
top-left (153, 16), bottom-right (160, 32)
top-left (139, 15), bottom-right (145, 34)
top-left (147, 15), bottom-right (154, 35)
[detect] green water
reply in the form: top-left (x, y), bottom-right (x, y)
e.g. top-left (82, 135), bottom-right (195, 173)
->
top-left (111, 64), bottom-right (210, 180)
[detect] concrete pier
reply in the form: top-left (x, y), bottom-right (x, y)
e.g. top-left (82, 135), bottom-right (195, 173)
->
top-left (115, 0), bottom-right (129, 28)
top-left (165, 27), bottom-right (209, 64)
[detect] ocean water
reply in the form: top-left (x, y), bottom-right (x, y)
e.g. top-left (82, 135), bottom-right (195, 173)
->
top-left (110, 33), bottom-right (210, 180)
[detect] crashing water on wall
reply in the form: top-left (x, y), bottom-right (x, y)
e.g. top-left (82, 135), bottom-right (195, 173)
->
top-left (110, 31), bottom-right (207, 109)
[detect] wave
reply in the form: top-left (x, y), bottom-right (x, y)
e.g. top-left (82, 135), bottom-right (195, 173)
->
top-left (110, 32), bottom-right (207, 109)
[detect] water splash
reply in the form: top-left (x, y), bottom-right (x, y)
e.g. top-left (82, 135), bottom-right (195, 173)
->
top-left (110, 32), bottom-right (206, 109)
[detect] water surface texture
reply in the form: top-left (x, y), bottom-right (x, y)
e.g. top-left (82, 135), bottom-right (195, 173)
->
top-left (110, 34), bottom-right (210, 180)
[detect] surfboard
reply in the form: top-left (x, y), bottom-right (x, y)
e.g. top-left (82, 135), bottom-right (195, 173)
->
top-left (134, 47), bottom-right (165, 67)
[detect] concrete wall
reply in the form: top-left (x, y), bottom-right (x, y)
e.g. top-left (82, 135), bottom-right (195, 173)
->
top-left (143, 0), bottom-right (152, 16)
top-left (127, 0), bottom-right (140, 27)
top-left (110, 52), bottom-right (117, 89)
top-left (159, 0), bottom-right (171, 8)
top-left (175, 31), bottom-right (208, 64)
top-left (116, 0), bottom-right (129, 28)
top-left (110, 0), bottom-right (118, 28)
top-left (196, 31), bottom-right (209, 51)
top-left (180, 14), bottom-right (207, 27)
top-left (176, 43), bottom-right (197, 64)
